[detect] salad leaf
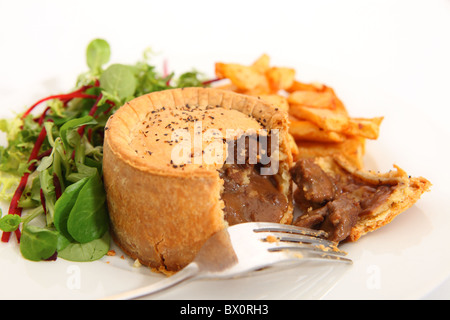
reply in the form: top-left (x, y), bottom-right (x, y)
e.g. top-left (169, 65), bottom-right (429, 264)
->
top-left (59, 115), bottom-right (96, 150)
top-left (57, 231), bottom-right (110, 262)
top-left (0, 115), bottom-right (45, 176)
top-left (86, 39), bottom-right (111, 73)
top-left (176, 70), bottom-right (206, 88)
top-left (100, 64), bottom-right (137, 101)
top-left (53, 176), bottom-right (89, 241)
top-left (19, 224), bottom-right (58, 261)
top-left (0, 213), bottom-right (21, 232)
top-left (66, 172), bottom-right (108, 244)
top-left (39, 168), bottom-right (56, 226)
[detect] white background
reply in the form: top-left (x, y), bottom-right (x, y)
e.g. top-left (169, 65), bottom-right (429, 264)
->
top-left (0, 0), bottom-right (449, 300)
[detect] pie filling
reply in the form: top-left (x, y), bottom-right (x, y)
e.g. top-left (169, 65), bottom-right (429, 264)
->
top-left (219, 134), bottom-right (288, 226)
top-left (290, 158), bottom-right (396, 242)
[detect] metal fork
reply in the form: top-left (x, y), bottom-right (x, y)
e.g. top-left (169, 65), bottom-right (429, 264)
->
top-left (102, 222), bottom-right (352, 300)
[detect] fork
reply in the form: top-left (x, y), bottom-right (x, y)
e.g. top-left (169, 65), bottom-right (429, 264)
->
top-left (102, 222), bottom-right (352, 300)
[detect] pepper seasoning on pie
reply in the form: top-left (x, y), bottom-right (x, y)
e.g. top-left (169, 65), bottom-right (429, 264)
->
top-left (103, 87), bottom-right (294, 273)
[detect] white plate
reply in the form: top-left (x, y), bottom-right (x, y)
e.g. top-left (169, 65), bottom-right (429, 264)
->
top-left (1, 62), bottom-right (448, 300)
top-left (0, 0), bottom-right (449, 300)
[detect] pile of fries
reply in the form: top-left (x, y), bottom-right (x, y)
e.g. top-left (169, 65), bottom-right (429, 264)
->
top-left (213, 54), bottom-right (384, 168)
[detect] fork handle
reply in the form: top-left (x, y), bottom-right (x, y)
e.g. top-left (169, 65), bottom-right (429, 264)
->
top-left (102, 263), bottom-right (200, 300)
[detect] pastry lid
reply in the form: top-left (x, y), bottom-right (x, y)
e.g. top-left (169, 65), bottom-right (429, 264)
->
top-left (104, 87), bottom-right (291, 176)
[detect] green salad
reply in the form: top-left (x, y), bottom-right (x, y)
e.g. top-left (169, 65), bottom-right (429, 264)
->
top-left (0, 39), bottom-right (207, 262)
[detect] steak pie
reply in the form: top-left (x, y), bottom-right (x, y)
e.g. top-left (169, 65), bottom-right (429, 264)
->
top-left (290, 155), bottom-right (431, 243)
top-left (103, 87), bottom-right (294, 273)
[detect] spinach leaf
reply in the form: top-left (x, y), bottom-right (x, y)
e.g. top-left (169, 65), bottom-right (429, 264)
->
top-left (66, 172), bottom-right (108, 243)
top-left (53, 176), bottom-right (89, 241)
top-left (19, 224), bottom-right (58, 261)
top-left (57, 231), bottom-right (110, 262)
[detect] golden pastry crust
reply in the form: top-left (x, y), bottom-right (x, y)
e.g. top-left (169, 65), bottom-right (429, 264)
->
top-left (103, 87), bottom-right (294, 272)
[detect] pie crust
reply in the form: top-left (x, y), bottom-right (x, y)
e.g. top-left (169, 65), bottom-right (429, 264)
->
top-left (103, 87), bottom-right (294, 272)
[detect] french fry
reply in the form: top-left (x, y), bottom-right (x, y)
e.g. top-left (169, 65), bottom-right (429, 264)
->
top-left (251, 54), bottom-right (271, 74)
top-left (215, 62), bottom-right (267, 91)
top-left (265, 67), bottom-right (296, 92)
top-left (289, 104), bottom-right (349, 132)
top-left (287, 90), bottom-right (335, 109)
top-left (286, 80), bottom-right (326, 93)
top-left (289, 119), bottom-right (346, 143)
top-left (343, 117), bottom-right (384, 140)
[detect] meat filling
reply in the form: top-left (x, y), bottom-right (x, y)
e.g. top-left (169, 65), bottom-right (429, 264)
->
top-left (219, 134), bottom-right (288, 226)
top-left (291, 158), bottom-right (396, 242)
top-left (220, 164), bottom-right (288, 225)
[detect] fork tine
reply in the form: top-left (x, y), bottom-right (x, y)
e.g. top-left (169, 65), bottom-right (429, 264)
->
top-left (257, 231), bottom-right (338, 249)
top-left (252, 222), bottom-right (328, 238)
top-left (250, 222), bottom-right (350, 262)
top-left (259, 233), bottom-right (347, 256)
top-left (259, 232), bottom-right (347, 256)
top-left (268, 246), bottom-right (353, 264)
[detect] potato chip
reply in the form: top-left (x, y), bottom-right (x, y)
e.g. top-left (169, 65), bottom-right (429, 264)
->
top-left (289, 119), bottom-right (346, 142)
top-left (265, 67), bottom-right (296, 92)
top-left (287, 90), bottom-right (335, 109)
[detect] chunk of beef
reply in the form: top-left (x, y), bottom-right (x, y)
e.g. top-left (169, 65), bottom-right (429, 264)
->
top-left (320, 194), bottom-right (361, 242)
top-left (290, 159), bottom-right (335, 204)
